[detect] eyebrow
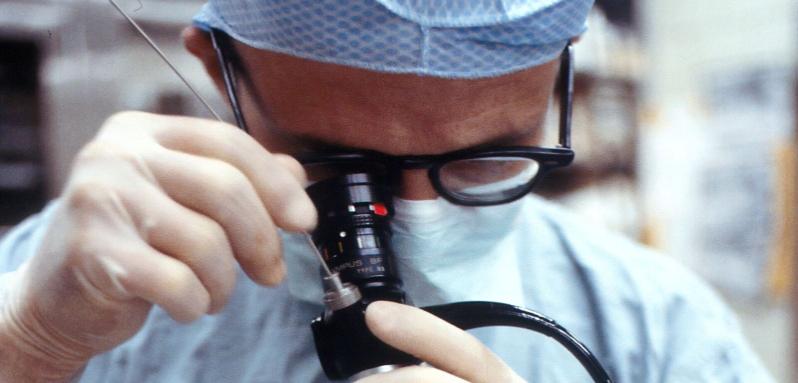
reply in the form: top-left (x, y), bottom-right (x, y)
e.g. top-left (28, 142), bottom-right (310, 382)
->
top-left (293, 135), bottom-right (364, 153)
top-left (294, 125), bottom-right (539, 157)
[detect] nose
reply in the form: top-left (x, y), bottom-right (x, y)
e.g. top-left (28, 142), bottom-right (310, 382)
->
top-left (395, 169), bottom-right (439, 200)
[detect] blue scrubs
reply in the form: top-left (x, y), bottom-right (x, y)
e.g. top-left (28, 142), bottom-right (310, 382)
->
top-left (0, 196), bottom-right (774, 382)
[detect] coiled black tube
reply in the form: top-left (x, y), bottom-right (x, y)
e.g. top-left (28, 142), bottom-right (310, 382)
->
top-left (423, 301), bottom-right (613, 383)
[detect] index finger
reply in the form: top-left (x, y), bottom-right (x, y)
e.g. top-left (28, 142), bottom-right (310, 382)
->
top-left (110, 112), bottom-right (317, 232)
top-left (365, 301), bottom-right (525, 383)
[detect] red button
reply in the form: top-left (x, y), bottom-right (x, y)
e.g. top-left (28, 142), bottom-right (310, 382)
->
top-left (372, 203), bottom-right (388, 216)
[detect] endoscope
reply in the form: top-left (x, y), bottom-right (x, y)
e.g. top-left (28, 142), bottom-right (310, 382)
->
top-left (112, 5), bottom-right (614, 380)
top-left (304, 170), bottom-right (613, 382)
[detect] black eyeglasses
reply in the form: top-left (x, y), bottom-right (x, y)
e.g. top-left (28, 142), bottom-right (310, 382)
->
top-left (209, 29), bottom-right (575, 206)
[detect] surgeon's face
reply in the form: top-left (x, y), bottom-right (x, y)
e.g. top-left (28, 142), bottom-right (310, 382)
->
top-left (184, 27), bottom-right (560, 200)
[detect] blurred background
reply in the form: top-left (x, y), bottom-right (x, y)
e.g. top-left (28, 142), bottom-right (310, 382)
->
top-left (0, 0), bottom-right (795, 380)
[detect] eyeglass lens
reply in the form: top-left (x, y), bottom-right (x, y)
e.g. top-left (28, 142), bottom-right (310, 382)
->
top-left (438, 157), bottom-right (541, 203)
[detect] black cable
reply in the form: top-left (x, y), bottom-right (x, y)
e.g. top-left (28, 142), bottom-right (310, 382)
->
top-left (423, 301), bottom-right (613, 383)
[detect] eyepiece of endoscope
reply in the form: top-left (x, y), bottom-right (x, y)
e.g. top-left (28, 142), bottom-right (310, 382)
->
top-left (306, 172), bottom-right (405, 304)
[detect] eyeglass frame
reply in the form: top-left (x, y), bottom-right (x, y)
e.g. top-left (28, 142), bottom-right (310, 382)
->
top-left (208, 28), bottom-right (576, 206)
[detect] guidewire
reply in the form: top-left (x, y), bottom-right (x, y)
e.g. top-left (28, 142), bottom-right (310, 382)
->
top-left (110, 0), bottom-right (328, 279)
top-left (108, 0), bottom-right (223, 122)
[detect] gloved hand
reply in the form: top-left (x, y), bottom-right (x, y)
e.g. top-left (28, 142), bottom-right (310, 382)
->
top-left (0, 112), bottom-right (316, 382)
top-left (358, 301), bottom-right (526, 383)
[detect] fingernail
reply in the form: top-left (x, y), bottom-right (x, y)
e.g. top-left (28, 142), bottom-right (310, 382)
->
top-left (366, 300), bottom-right (395, 320)
top-left (265, 258), bottom-right (286, 285)
top-left (276, 259), bottom-right (287, 282)
top-left (365, 301), bottom-right (402, 337)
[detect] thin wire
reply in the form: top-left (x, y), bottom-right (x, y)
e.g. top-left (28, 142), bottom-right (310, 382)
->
top-left (304, 233), bottom-right (333, 277)
top-left (108, 0), bottom-right (223, 122)
top-left (109, 0), bottom-right (330, 285)
top-left (304, 233), bottom-right (346, 293)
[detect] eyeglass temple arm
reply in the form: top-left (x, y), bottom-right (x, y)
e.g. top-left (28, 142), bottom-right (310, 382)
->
top-left (210, 29), bottom-right (249, 133)
top-left (558, 43), bottom-right (574, 149)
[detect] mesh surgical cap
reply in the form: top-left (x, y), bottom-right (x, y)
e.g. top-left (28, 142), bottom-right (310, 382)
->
top-left (194, 0), bottom-right (593, 78)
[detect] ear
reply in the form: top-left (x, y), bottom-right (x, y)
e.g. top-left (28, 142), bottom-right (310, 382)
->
top-left (182, 26), bottom-right (225, 92)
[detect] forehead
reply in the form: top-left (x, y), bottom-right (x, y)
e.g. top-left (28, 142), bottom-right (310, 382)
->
top-left (234, 42), bottom-right (560, 155)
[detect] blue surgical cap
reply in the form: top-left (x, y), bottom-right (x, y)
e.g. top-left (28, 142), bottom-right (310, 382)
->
top-left (194, 0), bottom-right (593, 78)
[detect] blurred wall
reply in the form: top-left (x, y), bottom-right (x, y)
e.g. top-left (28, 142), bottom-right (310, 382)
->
top-left (0, 0), bottom-right (217, 199)
top-left (637, 1), bottom-right (797, 381)
top-left (638, 0), bottom-right (797, 300)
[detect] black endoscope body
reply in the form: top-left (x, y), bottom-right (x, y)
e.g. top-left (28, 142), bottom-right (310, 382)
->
top-left (307, 172), bottom-right (613, 382)
top-left (306, 173), bottom-right (404, 305)
top-left (307, 173), bottom-right (419, 380)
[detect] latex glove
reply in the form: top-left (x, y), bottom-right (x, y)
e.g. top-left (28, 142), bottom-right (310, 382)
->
top-left (358, 301), bottom-right (526, 383)
top-left (0, 112), bottom-right (316, 382)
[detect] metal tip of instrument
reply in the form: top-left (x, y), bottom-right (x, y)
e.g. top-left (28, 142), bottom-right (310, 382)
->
top-left (303, 233), bottom-right (346, 292)
top-left (108, 0), bottom-right (224, 122)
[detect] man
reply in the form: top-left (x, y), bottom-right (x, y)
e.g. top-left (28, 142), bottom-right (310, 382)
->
top-left (0, 0), bottom-right (774, 382)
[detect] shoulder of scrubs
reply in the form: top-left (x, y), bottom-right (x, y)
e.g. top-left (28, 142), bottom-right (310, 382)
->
top-left (527, 196), bottom-right (775, 382)
top-left (0, 201), bottom-right (59, 332)
top-left (0, 201), bottom-right (58, 273)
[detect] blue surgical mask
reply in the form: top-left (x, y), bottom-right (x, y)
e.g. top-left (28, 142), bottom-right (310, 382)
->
top-left (282, 196), bottom-right (526, 307)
